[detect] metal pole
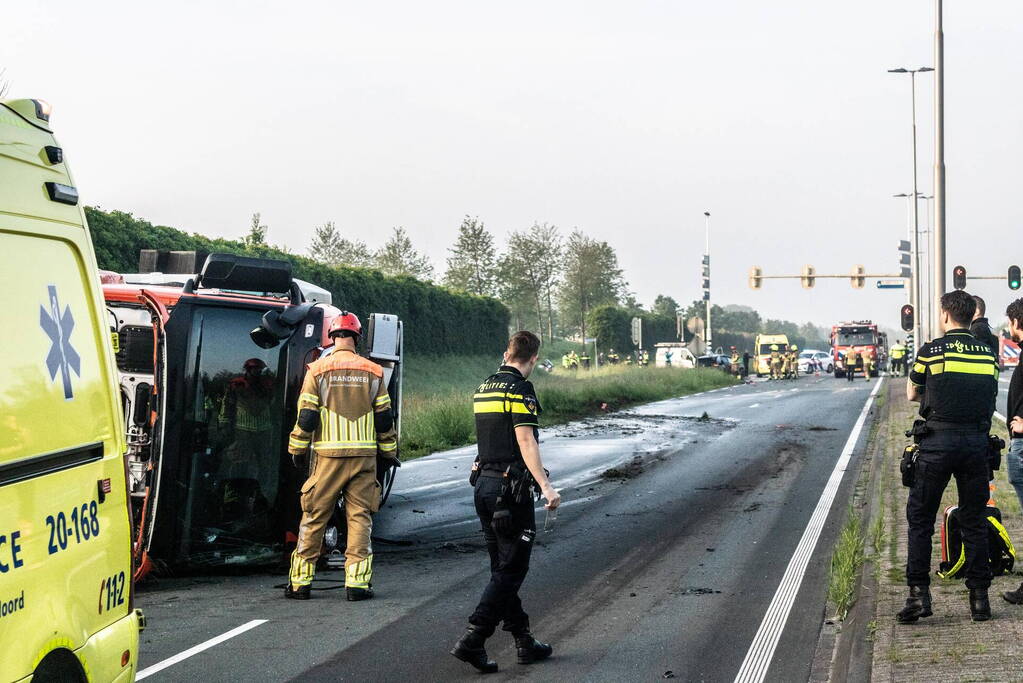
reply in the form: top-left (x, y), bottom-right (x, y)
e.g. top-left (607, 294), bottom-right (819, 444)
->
top-left (910, 72), bottom-right (922, 349)
top-left (704, 211), bottom-right (712, 353)
top-left (934, 0), bottom-right (946, 318)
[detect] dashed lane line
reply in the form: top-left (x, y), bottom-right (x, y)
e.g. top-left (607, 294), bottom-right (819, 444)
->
top-left (136, 619), bottom-right (268, 680)
top-left (733, 378), bottom-right (883, 683)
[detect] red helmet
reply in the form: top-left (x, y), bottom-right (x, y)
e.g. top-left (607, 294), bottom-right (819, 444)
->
top-left (328, 311), bottom-right (362, 338)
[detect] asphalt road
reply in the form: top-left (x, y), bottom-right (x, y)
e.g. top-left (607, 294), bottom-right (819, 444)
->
top-left (134, 372), bottom-right (884, 682)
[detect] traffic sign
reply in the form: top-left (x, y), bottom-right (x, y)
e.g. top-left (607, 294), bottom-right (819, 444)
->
top-left (876, 279), bottom-right (905, 289)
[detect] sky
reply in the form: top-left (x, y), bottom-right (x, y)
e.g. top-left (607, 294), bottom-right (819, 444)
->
top-left (5, 1), bottom-right (1023, 333)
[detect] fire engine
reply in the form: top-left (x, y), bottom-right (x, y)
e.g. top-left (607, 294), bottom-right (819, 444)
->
top-left (102, 251), bottom-right (403, 578)
top-left (831, 321), bottom-right (885, 379)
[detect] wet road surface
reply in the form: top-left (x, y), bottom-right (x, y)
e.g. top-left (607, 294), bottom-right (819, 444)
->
top-left (134, 373), bottom-right (884, 682)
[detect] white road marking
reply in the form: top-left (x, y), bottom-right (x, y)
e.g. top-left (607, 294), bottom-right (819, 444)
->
top-left (748, 403), bottom-right (761, 409)
top-left (136, 619), bottom-right (268, 680)
top-left (734, 378), bottom-right (883, 683)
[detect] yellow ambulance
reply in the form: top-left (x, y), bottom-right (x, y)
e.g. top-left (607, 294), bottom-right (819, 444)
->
top-left (0, 98), bottom-right (143, 681)
top-left (752, 333), bottom-right (789, 377)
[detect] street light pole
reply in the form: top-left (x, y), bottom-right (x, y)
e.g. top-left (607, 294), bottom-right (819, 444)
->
top-left (919, 194), bottom-right (934, 340)
top-left (889, 66), bottom-right (933, 351)
top-left (934, 0), bottom-right (947, 317)
top-left (704, 211), bottom-right (712, 353)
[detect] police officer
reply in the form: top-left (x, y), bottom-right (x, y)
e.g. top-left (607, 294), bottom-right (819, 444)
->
top-left (451, 331), bottom-right (560, 673)
top-left (285, 312), bottom-right (397, 601)
top-left (890, 340), bottom-right (907, 377)
top-left (970, 295), bottom-right (1000, 356)
top-left (898, 291), bottom-right (999, 624)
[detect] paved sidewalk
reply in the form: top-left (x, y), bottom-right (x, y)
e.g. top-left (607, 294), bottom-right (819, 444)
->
top-left (870, 386), bottom-right (1023, 682)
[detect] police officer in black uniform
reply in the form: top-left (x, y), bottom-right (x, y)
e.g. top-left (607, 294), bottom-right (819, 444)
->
top-left (451, 331), bottom-right (561, 673)
top-left (899, 291), bottom-right (1000, 624)
top-left (970, 295), bottom-right (1001, 356)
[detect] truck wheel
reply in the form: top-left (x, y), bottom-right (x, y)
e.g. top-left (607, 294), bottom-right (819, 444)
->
top-left (34, 650), bottom-right (86, 683)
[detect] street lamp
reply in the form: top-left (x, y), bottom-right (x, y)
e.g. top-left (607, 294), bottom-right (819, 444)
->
top-left (918, 193), bottom-right (935, 339)
top-left (703, 211), bottom-right (712, 352)
top-left (889, 66), bottom-right (934, 350)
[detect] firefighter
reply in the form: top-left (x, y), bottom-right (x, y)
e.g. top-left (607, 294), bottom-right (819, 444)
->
top-left (641, 349), bottom-right (650, 367)
top-left (769, 344), bottom-right (783, 380)
top-left (729, 347), bottom-right (740, 376)
top-left (285, 312), bottom-right (397, 601)
top-left (608, 348), bottom-right (620, 365)
top-left (451, 331), bottom-right (559, 672)
top-left (890, 340), bottom-right (907, 377)
top-left (844, 348), bottom-right (858, 382)
top-left (789, 344), bottom-right (799, 379)
top-left (218, 358), bottom-right (274, 518)
top-left (561, 353), bottom-right (571, 370)
top-left (863, 352), bottom-right (875, 380)
top-left (580, 350), bottom-right (591, 370)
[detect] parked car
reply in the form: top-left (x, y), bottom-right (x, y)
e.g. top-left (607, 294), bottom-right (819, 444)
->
top-left (697, 354), bottom-right (732, 372)
top-left (798, 349), bottom-right (834, 374)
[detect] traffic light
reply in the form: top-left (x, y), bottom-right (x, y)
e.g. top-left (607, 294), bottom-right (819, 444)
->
top-left (801, 264), bottom-right (816, 289)
top-left (900, 304), bottom-right (914, 332)
top-left (953, 265), bottom-right (967, 290)
top-left (749, 266), bottom-right (762, 290)
top-left (850, 264), bottom-right (865, 289)
top-left (702, 254), bottom-right (710, 300)
top-left (1009, 265), bottom-right (1021, 291)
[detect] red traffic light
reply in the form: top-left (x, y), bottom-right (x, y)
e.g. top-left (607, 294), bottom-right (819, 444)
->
top-left (900, 304), bottom-right (914, 332)
top-left (953, 265), bottom-right (967, 290)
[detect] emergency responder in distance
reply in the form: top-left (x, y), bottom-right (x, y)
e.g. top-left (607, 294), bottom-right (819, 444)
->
top-left (769, 344), bottom-right (782, 380)
top-left (898, 291), bottom-right (999, 624)
top-left (789, 344), bottom-right (799, 379)
top-left (890, 340), bottom-right (907, 377)
top-left (285, 312), bottom-right (397, 601)
top-left (970, 295), bottom-right (1000, 356)
top-left (1000, 298), bottom-right (1023, 604)
top-left (844, 347), bottom-right (858, 382)
top-left (451, 331), bottom-right (560, 673)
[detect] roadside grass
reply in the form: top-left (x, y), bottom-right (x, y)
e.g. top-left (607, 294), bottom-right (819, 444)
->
top-left (828, 507), bottom-right (867, 621)
top-left (400, 356), bottom-right (735, 460)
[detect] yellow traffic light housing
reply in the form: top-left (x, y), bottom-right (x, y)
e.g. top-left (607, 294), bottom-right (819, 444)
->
top-left (749, 266), bottom-right (762, 290)
top-left (850, 265), bottom-right (865, 289)
top-left (801, 265), bottom-right (815, 289)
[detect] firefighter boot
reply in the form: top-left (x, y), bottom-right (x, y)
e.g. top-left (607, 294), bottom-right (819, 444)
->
top-left (1002, 581), bottom-right (1023, 604)
top-left (451, 626), bottom-right (499, 673)
top-left (896, 585), bottom-right (932, 623)
top-left (514, 632), bottom-right (553, 665)
top-left (346, 587), bottom-right (374, 601)
top-left (284, 584), bottom-right (311, 600)
top-left (970, 588), bottom-right (992, 622)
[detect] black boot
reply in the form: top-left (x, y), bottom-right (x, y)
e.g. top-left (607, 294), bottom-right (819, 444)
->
top-left (346, 587), bottom-right (374, 602)
top-left (284, 583), bottom-right (310, 600)
top-left (514, 632), bottom-right (553, 665)
top-left (1002, 582), bottom-right (1023, 604)
top-left (896, 585), bottom-right (932, 623)
top-left (970, 588), bottom-right (991, 622)
top-left (451, 626), bottom-right (498, 673)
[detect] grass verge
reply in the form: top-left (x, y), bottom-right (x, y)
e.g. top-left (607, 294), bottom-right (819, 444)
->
top-left (828, 507), bottom-right (867, 621)
top-left (400, 355), bottom-right (735, 460)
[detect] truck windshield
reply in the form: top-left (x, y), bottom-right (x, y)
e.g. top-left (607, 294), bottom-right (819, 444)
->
top-left (838, 329), bottom-right (876, 346)
top-left (180, 305), bottom-right (287, 566)
top-left (760, 343), bottom-right (787, 354)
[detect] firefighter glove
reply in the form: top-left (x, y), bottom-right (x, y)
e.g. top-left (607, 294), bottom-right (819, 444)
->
top-left (292, 450), bottom-right (309, 469)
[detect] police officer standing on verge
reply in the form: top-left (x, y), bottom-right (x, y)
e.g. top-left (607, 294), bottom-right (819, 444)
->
top-left (970, 295), bottom-right (1000, 355)
top-left (451, 331), bottom-right (561, 673)
top-left (898, 291), bottom-right (999, 624)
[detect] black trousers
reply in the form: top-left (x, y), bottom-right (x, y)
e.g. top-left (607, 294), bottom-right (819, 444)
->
top-left (468, 474), bottom-right (536, 637)
top-left (906, 430), bottom-right (992, 589)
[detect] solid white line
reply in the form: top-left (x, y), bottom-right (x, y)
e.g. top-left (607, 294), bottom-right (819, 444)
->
top-left (136, 619), bottom-right (268, 680)
top-left (734, 378), bottom-right (883, 683)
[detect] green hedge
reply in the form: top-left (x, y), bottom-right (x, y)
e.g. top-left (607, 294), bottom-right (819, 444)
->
top-left (86, 208), bottom-right (509, 355)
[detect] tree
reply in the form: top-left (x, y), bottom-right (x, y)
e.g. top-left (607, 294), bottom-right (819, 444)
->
top-left (528, 223), bottom-right (563, 340)
top-left (498, 231), bottom-right (546, 339)
top-left (244, 212), bottom-right (267, 247)
top-left (308, 221), bottom-right (373, 268)
top-left (558, 230), bottom-right (626, 343)
top-left (652, 295), bottom-right (680, 318)
top-left (375, 227), bottom-right (435, 280)
top-left (443, 216), bottom-right (497, 296)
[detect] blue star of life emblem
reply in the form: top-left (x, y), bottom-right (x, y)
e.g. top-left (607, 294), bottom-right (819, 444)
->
top-left (39, 284), bottom-right (81, 399)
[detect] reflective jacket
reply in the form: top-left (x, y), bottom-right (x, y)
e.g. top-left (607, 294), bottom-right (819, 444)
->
top-left (288, 348), bottom-right (397, 458)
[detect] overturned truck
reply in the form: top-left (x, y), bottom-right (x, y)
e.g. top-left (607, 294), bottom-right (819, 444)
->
top-left (102, 252), bottom-right (402, 578)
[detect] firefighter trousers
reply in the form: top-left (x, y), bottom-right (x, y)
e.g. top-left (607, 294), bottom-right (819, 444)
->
top-left (905, 431), bottom-right (992, 590)
top-left (290, 455), bottom-right (379, 589)
top-left (469, 474), bottom-right (536, 637)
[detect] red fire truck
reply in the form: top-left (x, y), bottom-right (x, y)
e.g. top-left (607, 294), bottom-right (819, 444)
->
top-left (831, 321), bottom-right (885, 379)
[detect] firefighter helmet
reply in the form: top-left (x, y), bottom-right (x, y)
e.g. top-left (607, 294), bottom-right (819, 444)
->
top-left (770, 344), bottom-right (779, 351)
top-left (791, 344), bottom-right (798, 351)
top-left (328, 311), bottom-right (362, 338)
